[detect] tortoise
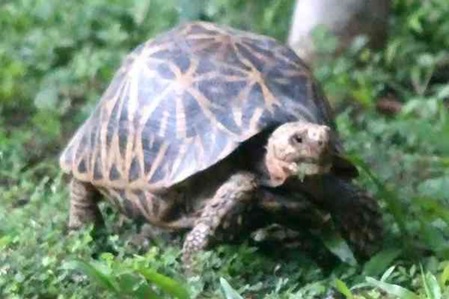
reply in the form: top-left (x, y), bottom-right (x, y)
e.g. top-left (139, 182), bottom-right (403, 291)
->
top-left (59, 21), bottom-right (382, 267)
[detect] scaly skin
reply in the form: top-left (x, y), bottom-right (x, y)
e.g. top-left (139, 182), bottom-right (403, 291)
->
top-left (68, 178), bottom-right (103, 229)
top-left (181, 172), bottom-right (258, 272)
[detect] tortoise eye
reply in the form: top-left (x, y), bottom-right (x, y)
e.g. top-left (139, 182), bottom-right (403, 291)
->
top-left (290, 134), bottom-right (303, 145)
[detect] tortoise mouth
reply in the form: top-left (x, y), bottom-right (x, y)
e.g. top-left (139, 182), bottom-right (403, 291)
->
top-left (294, 157), bottom-right (333, 179)
top-left (294, 154), bottom-right (333, 167)
top-left (295, 156), bottom-right (329, 164)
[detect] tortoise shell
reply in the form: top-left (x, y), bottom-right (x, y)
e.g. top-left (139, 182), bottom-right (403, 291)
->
top-left (60, 21), bottom-right (352, 191)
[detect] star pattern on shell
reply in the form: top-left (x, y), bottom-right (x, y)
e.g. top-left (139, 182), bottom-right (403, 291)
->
top-left (60, 21), bottom-right (340, 193)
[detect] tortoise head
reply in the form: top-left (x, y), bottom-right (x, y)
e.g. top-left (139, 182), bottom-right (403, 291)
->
top-left (264, 121), bottom-right (333, 186)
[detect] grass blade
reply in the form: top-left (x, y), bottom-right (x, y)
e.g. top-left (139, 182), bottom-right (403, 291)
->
top-left (366, 277), bottom-right (419, 299)
top-left (363, 248), bottom-right (402, 277)
top-left (137, 268), bottom-right (190, 299)
top-left (116, 272), bottom-right (159, 299)
top-left (67, 259), bottom-right (119, 293)
top-left (334, 279), bottom-right (353, 299)
top-left (440, 263), bottom-right (449, 286)
top-left (380, 266), bottom-right (397, 282)
top-left (320, 228), bottom-right (357, 266)
top-left (220, 277), bottom-right (244, 299)
top-left (421, 264), bottom-right (442, 299)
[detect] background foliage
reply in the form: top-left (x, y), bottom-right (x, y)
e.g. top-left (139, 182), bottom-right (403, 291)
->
top-left (1, 0), bottom-right (448, 298)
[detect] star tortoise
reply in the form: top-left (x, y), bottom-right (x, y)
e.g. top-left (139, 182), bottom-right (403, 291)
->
top-left (60, 21), bottom-right (383, 267)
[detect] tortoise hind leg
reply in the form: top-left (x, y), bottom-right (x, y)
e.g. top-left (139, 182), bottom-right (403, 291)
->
top-left (182, 172), bottom-right (257, 270)
top-left (68, 178), bottom-right (104, 230)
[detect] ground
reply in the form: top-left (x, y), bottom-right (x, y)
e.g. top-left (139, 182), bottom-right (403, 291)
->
top-left (1, 0), bottom-right (448, 298)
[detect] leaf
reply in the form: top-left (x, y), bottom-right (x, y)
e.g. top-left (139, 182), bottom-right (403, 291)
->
top-left (132, 0), bottom-right (151, 25)
top-left (380, 266), bottom-right (397, 282)
top-left (418, 220), bottom-right (447, 252)
top-left (436, 84), bottom-right (449, 100)
top-left (0, 235), bottom-right (13, 250)
top-left (320, 228), bottom-right (357, 266)
top-left (116, 272), bottom-right (159, 299)
top-left (34, 86), bottom-right (58, 111)
top-left (440, 263), bottom-right (449, 286)
top-left (178, 0), bottom-right (207, 21)
top-left (334, 279), bottom-right (353, 299)
top-left (137, 268), bottom-right (190, 299)
top-left (363, 248), bottom-right (402, 277)
top-left (220, 277), bottom-right (244, 299)
top-left (385, 39), bottom-right (402, 65)
top-left (416, 178), bottom-right (449, 208)
top-left (366, 277), bottom-right (420, 299)
top-left (408, 12), bottom-right (423, 33)
top-left (66, 259), bottom-right (120, 293)
top-left (421, 265), bottom-right (442, 299)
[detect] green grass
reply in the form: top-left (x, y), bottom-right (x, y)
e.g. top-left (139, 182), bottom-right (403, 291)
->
top-left (1, 0), bottom-right (449, 298)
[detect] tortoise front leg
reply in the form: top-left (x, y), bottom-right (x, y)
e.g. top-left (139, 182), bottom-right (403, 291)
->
top-left (317, 175), bottom-right (383, 259)
top-left (68, 178), bottom-right (104, 230)
top-left (256, 186), bottom-right (381, 262)
top-left (257, 188), bottom-right (331, 230)
top-left (182, 172), bottom-right (257, 270)
top-left (255, 189), bottom-right (337, 262)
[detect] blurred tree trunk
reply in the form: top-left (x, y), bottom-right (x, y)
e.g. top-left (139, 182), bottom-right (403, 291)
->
top-left (287, 0), bottom-right (391, 64)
